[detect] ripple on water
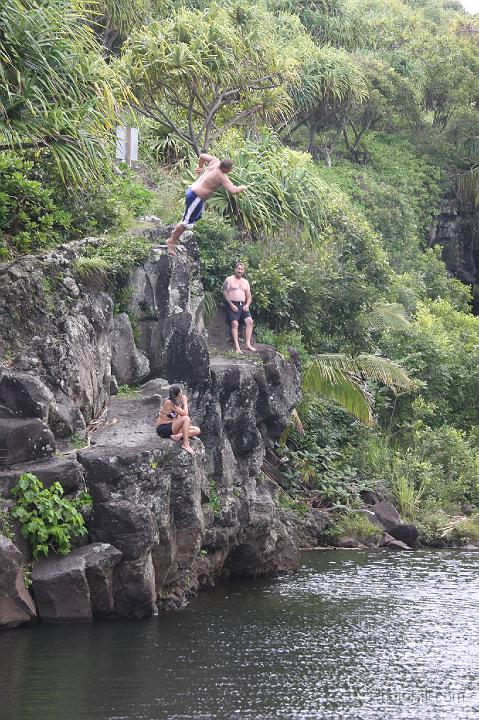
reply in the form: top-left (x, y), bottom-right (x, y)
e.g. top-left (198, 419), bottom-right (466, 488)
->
top-left (0, 549), bottom-right (478, 720)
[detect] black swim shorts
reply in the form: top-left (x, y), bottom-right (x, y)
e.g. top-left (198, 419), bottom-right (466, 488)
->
top-left (226, 300), bottom-right (252, 324)
top-left (156, 423), bottom-right (173, 438)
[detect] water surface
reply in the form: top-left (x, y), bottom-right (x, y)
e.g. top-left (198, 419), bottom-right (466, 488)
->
top-left (1, 549), bottom-right (478, 720)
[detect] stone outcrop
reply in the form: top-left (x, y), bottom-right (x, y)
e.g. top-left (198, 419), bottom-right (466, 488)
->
top-left (0, 220), bottom-right (303, 624)
top-left (32, 543), bottom-right (122, 622)
top-left (0, 241), bottom-right (113, 424)
top-left (0, 417), bottom-right (55, 467)
top-left (429, 196), bottom-right (477, 286)
top-left (0, 535), bottom-right (36, 630)
top-left (111, 313), bottom-right (150, 386)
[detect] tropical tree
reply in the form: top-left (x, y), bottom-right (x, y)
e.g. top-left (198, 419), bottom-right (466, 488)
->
top-left (338, 55), bottom-right (421, 159)
top-left (86, 0), bottom-right (152, 55)
top-left (0, 0), bottom-right (122, 183)
top-left (283, 45), bottom-right (367, 164)
top-left (120, 2), bottom-right (300, 154)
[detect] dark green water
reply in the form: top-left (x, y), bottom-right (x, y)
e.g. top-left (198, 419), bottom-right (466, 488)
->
top-left (1, 549), bottom-right (478, 720)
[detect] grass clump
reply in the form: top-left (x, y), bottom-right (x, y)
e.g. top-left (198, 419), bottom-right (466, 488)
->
top-left (449, 516), bottom-right (479, 545)
top-left (74, 256), bottom-right (110, 290)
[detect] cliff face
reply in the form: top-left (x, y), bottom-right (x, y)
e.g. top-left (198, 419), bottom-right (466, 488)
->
top-left (429, 197), bottom-right (478, 287)
top-left (0, 222), bottom-right (301, 627)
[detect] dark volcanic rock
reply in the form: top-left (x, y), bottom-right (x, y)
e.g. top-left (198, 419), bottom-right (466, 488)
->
top-left (72, 544), bottom-right (122, 618)
top-left (378, 532), bottom-right (413, 551)
top-left (113, 554), bottom-right (157, 619)
top-left (0, 242), bottom-right (114, 424)
top-left (128, 247), bottom-right (210, 387)
top-left (87, 500), bottom-right (158, 561)
top-left (32, 551), bottom-right (92, 623)
top-left (0, 373), bottom-right (54, 421)
top-left (32, 543), bottom-right (123, 622)
top-left (0, 418), bottom-right (56, 467)
top-left (389, 523), bottom-right (419, 548)
top-left (111, 313), bottom-right (150, 386)
top-left (0, 455), bottom-right (84, 498)
top-left (48, 391), bottom-right (86, 438)
top-left (0, 535), bottom-right (37, 630)
top-left (370, 500), bottom-right (403, 532)
top-left (1, 223), bottom-right (307, 625)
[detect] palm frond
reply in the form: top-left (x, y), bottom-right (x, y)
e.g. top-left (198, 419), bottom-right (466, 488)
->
top-left (366, 302), bottom-right (410, 332)
top-left (301, 352), bottom-right (415, 426)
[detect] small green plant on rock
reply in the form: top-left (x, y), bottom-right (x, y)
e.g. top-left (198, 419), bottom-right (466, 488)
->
top-left (0, 499), bottom-right (14, 540)
top-left (277, 491), bottom-right (309, 515)
top-left (70, 432), bottom-right (89, 450)
top-left (74, 256), bottom-right (109, 290)
top-left (116, 384), bottom-right (141, 398)
top-left (208, 479), bottom-right (221, 516)
top-left (11, 473), bottom-right (92, 558)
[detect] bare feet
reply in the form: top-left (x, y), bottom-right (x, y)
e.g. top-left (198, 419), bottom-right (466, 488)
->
top-left (166, 240), bottom-right (177, 256)
top-left (245, 345), bottom-right (256, 352)
top-left (235, 347), bottom-right (243, 354)
top-left (181, 444), bottom-right (194, 455)
top-left (171, 433), bottom-right (182, 441)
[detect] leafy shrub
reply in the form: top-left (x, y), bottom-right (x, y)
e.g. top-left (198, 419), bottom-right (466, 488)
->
top-left (11, 473), bottom-right (92, 558)
top-left (76, 233), bottom-right (152, 282)
top-left (0, 154), bottom-right (71, 259)
top-left (58, 167), bottom-right (155, 237)
top-left (328, 511), bottom-right (382, 543)
top-left (449, 516), bottom-right (479, 545)
top-left (415, 506), bottom-right (451, 546)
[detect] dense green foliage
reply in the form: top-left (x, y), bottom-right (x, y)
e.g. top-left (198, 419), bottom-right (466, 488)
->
top-left (2, 0), bottom-right (479, 544)
top-left (11, 473), bottom-right (92, 559)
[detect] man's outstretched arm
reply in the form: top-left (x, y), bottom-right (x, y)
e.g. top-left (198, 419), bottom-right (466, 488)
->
top-left (222, 175), bottom-right (247, 195)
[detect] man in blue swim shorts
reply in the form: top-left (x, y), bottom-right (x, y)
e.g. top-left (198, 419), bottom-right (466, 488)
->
top-left (167, 154), bottom-right (248, 255)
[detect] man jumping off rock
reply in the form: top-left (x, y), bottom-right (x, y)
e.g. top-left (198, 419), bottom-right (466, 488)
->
top-left (167, 154), bottom-right (247, 255)
top-left (223, 261), bottom-right (256, 353)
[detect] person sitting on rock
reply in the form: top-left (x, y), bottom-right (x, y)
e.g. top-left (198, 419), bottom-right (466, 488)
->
top-left (166, 154), bottom-right (247, 255)
top-left (156, 384), bottom-right (200, 455)
top-left (223, 261), bottom-right (256, 353)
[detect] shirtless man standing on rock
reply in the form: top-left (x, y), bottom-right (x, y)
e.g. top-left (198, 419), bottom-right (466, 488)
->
top-left (223, 261), bottom-right (256, 353)
top-left (167, 154), bottom-right (247, 255)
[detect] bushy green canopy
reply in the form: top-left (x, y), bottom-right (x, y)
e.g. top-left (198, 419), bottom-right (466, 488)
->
top-left (120, 2), bottom-right (303, 152)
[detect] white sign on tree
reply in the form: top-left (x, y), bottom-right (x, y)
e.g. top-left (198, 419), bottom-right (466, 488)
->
top-left (115, 127), bottom-right (139, 166)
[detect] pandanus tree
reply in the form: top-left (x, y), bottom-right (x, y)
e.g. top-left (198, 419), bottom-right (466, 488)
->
top-left (120, 2), bottom-right (300, 155)
top-left (283, 45), bottom-right (367, 164)
top-left (0, 0), bottom-right (123, 184)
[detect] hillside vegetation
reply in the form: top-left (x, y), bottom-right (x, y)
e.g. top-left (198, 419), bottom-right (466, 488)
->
top-left (2, 0), bottom-right (479, 544)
